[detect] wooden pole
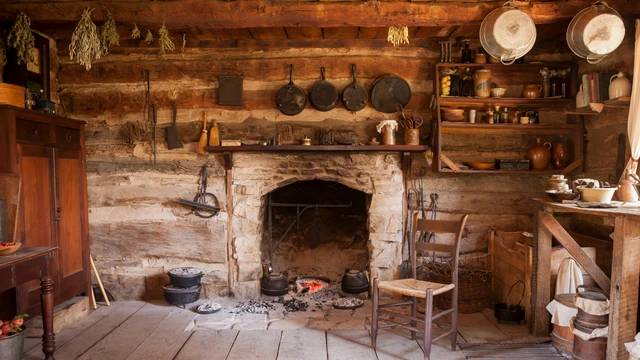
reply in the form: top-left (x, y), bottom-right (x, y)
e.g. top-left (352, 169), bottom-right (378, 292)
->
top-left (90, 256), bottom-right (110, 306)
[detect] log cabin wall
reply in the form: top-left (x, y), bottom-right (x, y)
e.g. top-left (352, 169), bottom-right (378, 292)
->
top-left (53, 31), bottom-right (586, 300)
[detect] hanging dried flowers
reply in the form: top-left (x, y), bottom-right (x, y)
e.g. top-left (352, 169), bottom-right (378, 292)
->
top-left (7, 12), bottom-right (35, 65)
top-left (131, 22), bottom-right (140, 39)
top-left (100, 8), bottom-right (119, 55)
top-left (69, 8), bottom-right (102, 71)
top-left (158, 24), bottom-right (175, 59)
top-left (387, 26), bottom-right (409, 47)
top-left (145, 30), bottom-right (153, 45)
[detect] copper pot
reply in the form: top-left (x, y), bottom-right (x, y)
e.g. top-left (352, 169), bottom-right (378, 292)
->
top-left (551, 143), bottom-right (571, 170)
top-left (526, 138), bottom-right (551, 170)
top-left (522, 84), bottom-right (542, 99)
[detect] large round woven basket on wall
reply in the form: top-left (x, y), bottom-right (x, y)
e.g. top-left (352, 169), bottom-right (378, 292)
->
top-left (0, 83), bottom-right (25, 108)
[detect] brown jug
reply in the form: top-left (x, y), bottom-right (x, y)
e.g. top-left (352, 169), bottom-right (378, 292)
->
top-left (526, 138), bottom-right (551, 170)
top-left (522, 84), bottom-right (542, 99)
top-left (551, 142), bottom-right (571, 170)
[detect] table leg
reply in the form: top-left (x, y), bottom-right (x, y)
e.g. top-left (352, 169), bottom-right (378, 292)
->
top-left (40, 276), bottom-right (55, 360)
top-left (607, 217), bottom-right (640, 360)
top-left (532, 209), bottom-right (552, 336)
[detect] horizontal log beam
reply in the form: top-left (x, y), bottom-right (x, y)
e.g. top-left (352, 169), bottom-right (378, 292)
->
top-left (0, 0), bottom-right (637, 29)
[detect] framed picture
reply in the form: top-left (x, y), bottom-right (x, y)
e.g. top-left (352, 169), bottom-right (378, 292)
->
top-left (3, 32), bottom-right (50, 100)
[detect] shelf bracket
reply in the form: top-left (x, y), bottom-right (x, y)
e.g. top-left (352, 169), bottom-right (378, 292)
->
top-left (439, 153), bottom-right (461, 172)
top-left (222, 151), bottom-right (233, 170)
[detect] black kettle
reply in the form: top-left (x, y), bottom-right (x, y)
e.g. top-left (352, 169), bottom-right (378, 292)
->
top-left (261, 271), bottom-right (289, 296)
top-left (341, 269), bottom-right (370, 294)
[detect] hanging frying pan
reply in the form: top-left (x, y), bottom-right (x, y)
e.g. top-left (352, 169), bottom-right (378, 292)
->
top-left (341, 64), bottom-right (368, 112)
top-left (370, 75), bottom-right (411, 113)
top-left (309, 67), bottom-right (339, 112)
top-left (276, 64), bottom-right (306, 116)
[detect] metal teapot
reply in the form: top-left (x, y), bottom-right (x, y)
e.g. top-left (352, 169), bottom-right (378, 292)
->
top-left (341, 269), bottom-right (370, 294)
top-left (261, 271), bottom-right (289, 296)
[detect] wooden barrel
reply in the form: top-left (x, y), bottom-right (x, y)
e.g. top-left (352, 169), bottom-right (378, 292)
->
top-left (0, 84), bottom-right (25, 108)
top-left (551, 293), bottom-right (576, 355)
top-left (573, 335), bottom-right (607, 360)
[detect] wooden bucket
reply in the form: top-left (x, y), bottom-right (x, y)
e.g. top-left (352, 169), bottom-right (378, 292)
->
top-left (573, 335), bottom-right (607, 360)
top-left (551, 293), bottom-right (576, 355)
top-left (0, 84), bottom-right (25, 108)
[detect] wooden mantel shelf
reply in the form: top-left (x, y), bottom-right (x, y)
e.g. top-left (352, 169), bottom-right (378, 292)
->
top-left (205, 144), bottom-right (430, 171)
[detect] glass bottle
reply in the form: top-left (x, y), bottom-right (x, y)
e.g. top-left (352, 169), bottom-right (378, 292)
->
top-left (461, 42), bottom-right (472, 63)
top-left (461, 67), bottom-right (474, 97)
top-left (494, 105), bottom-right (501, 124)
top-left (540, 67), bottom-right (550, 98)
top-left (486, 108), bottom-right (494, 124)
top-left (501, 107), bottom-right (509, 123)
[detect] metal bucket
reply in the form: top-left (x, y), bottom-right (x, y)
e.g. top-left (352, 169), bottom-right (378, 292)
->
top-left (480, 1), bottom-right (536, 65)
top-left (0, 330), bottom-right (25, 360)
top-left (566, 1), bottom-right (625, 64)
top-left (0, 200), bottom-right (7, 242)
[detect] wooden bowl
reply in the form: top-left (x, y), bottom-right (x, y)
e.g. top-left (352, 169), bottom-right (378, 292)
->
top-left (465, 161), bottom-right (494, 170)
top-left (0, 243), bottom-right (21, 256)
top-left (546, 191), bottom-right (579, 202)
top-left (441, 108), bottom-right (465, 122)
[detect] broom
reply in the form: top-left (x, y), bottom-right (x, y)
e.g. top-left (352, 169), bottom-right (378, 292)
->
top-left (195, 111), bottom-right (208, 155)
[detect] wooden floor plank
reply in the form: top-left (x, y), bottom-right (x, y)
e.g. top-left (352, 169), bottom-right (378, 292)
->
top-left (277, 328), bottom-right (327, 360)
top-left (226, 330), bottom-right (282, 360)
top-left (77, 303), bottom-right (173, 360)
top-left (327, 329), bottom-right (377, 360)
top-left (125, 307), bottom-right (197, 360)
top-left (374, 328), bottom-right (424, 360)
top-left (23, 303), bottom-right (124, 360)
top-left (479, 309), bottom-right (540, 343)
top-left (456, 313), bottom-right (509, 344)
top-left (174, 330), bottom-right (239, 360)
top-left (44, 301), bottom-right (145, 360)
top-left (415, 326), bottom-right (466, 360)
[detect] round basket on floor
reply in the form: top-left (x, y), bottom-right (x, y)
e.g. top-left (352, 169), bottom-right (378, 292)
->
top-left (417, 268), bottom-right (492, 314)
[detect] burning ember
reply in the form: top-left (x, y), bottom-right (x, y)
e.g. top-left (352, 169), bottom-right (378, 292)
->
top-left (296, 277), bottom-right (329, 294)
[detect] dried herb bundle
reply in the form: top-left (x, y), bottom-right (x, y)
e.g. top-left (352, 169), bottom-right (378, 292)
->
top-left (69, 8), bottom-right (102, 71)
top-left (7, 12), bottom-right (35, 65)
top-left (131, 22), bottom-right (140, 39)
top-left (100, 9), bottom-right (119, 55)
top-left (145, 30), bottom-right (153, 45)
top-left (387, 26), bottom-right (409, 47)
top-left (158, 24), bottom-right (175, 59)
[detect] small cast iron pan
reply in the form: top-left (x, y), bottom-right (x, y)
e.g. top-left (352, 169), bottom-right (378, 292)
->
top-left (370, 74), bottom-right (411, 113)
top-left (309, 67), bottom-right (339, 112)
top-left (276, 64), bottom-right (306, 116)
top-left (341, 64), bottom-right (368, 112)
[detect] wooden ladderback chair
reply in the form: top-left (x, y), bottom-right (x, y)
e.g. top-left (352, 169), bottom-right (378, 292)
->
top-left (371, 213), bottom-right (468, 360)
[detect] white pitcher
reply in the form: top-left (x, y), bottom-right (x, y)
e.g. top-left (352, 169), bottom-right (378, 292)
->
top-left (576, 84), bottom-right (588, 108)
top-left (609, 72), bottom-right (632, 99)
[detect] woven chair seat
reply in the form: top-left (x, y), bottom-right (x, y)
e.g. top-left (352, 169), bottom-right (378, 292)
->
top-left (378, 278), bottom-right (455, 298)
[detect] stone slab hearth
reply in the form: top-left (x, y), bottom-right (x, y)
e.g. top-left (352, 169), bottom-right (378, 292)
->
top-left (228, 152), bottom-right (405, 298)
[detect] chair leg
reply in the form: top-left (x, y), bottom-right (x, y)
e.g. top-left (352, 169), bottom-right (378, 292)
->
top-left (450, 286), bottom-right (458, 351)
top-left (411, 296), bottom-right (417, 340)
top-left (423, 289), bottom-right (433, 360)
top-left (371, 278), bottom-right (379, 348)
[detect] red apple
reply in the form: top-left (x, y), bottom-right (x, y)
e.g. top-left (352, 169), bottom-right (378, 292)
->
top-left (0, 334), bottom-right (7, 339)
top-left (1, 323), bottom-right (12, 334)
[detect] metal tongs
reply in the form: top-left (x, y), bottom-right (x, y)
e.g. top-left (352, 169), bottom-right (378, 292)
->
top-left (178, 165), bottom-right (220, 218)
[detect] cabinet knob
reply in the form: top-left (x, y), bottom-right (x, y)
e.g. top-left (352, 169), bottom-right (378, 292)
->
top-left (32, 128), bottom-right (39, 136)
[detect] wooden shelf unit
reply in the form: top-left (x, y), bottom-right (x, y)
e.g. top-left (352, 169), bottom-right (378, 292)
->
top-left (566, 96), bottom-right (631, 115)
top-left (434, 62), bottom-right (582, 174)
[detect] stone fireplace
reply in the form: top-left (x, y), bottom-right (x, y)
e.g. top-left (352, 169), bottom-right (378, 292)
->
top-left (228, 152), bottom-right (405, 298)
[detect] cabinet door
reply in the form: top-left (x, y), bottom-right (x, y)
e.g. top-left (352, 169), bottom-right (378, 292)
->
top-left (55, 148), bottom-right (89, 299)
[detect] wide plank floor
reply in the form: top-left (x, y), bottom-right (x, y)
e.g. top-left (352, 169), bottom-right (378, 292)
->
top-left (22, 300), bottom-right (555, 360)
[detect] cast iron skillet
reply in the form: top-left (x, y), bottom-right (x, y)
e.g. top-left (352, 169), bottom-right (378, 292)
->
top-left (276, 64), bottom-right (306, 116)
top-left (370, 74), bottom-right (412, 113)
top-left (341, 64), bottom-right (368, 112)
top-left (309, 67), bottom-right (339, 112)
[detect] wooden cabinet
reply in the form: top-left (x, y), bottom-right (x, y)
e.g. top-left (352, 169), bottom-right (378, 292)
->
top-left (0, 105), bottom-right (90, 315)
top-left (433, 62), bottom-right (584, 174)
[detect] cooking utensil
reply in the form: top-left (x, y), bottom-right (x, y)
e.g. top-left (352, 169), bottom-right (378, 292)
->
top-left (261, 271), bottom-right (289, 296)
top-left (163, 285), bottom-right (201, 308)
top-left (341, 269), bottom-right (370, 294)
top-left (464, 161), bottom-right (495, 170)
top-left (276, 64), bottom-right (307, 116)
top-left (494, 280), bottom-right (525, 324)
top-left (166, 102), bottom-right (183, 149)
top-left (441, 108), bottom-right (464, 122)
top-left (400, 189), bottom-right (417, 279)
top-left (480, 1), bottom-right (536, 65)
top-left (545, 191), bottom-right (579, 202)
top-left (309, 67), bottom-right (339, 111)
top-left (567, 1), bottom-right (625, 64)
top-left (152, 104), bottom-right (157, 164)
top-left (168, 267), bottom-right (204, 288)
top-left (370, 75), bottom-right (411, 113)
top-left (194, 165), bottom-right (220, 218)
top-left (341, 64), bottom-right (368, 112)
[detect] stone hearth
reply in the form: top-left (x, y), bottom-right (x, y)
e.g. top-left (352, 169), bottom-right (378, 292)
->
top-left (228, 152), bottom-right (404, 298)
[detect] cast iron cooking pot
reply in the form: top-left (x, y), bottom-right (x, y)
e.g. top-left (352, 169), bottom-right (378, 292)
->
top-left (168, 267), bottom-right (204, 288)
top-left (261, 271), bottom-right (289, 296)
top-left (163, 284), bottom-right (201, 307)
top-left (494, 280), bottom-right (525, 324)
top-left (341, 269), bottom-right (370, 294)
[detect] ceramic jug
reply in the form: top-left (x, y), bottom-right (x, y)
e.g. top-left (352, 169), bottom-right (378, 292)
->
top-left (473, 69), bottom-right (492, 98)
top-left (617, 177), bottom-right (639, 202)
top-left (576, 84), bottom-right (588, 108)
top-left (522, 84), bottom-right (542, 99)
top-left (526, 138), bottom-right (551, 170)
top-left (551, 142), bottom-right (571, 170)
top-left (609, 72), bottom-right (632, 99)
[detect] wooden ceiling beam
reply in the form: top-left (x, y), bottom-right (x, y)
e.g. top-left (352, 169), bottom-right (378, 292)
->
top-left (0, 0), bottom-right (637, 29)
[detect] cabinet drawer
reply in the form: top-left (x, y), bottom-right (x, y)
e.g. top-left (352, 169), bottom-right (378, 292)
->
top-left (56, 126), bottom-right (81, 149)
top-left (16, 119), bottom-right (51, 145)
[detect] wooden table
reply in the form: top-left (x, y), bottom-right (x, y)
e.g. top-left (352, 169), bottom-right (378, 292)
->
top-left (0, 246), bottom-right (58, 360)
top-left (532, 200), bottom-right (640, 360)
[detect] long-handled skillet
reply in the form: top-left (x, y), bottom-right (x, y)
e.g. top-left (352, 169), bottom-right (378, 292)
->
top-left (276, 64), bottom-right (307, 116)
top-left (309, 67), bottom-right (339, 112)
top-left (341, 64), bottom-right (368, 112)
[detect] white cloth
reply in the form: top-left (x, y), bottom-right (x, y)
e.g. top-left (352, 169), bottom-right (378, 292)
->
top-left (574, 294), bottom-right (610, 316)
top-left (570, 317), bottom-right (609, 340)
top-left (376, 120), bottom-right (398, 133)
top-left (546, 299), bottom-right (578, 327)
top-left (624, 332), bottom-right (640, 358)
top-left (625, 19), bottom-right (640, 179)
top-left (555, 257), bottom-right (583, 295)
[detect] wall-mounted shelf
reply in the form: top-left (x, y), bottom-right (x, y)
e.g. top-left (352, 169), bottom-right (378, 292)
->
top-left (566, 97), bottom-right (631, 115)
top-left (439, 96), bottom-right (573, 110)
top-left (440, 122), bottom-right (580, 135)
top-left (205, 144), bottom-right (430, 171)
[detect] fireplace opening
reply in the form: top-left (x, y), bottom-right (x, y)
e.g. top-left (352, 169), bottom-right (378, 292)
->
top-left (261, 180), bottom-right (370, 284)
